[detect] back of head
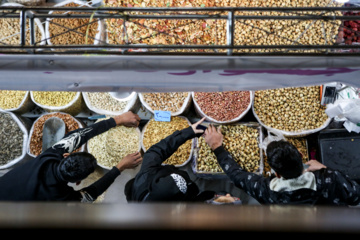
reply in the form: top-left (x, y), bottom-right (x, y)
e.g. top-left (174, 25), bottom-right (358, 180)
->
top-left (58, 152), bottom-right (97, 183)
top-left (266, 140), bottom-right (303, 179)
top-left (145, 167), bottom-right (199, 202)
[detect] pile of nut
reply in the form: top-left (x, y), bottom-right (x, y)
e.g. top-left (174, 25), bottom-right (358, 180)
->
top-left (32, 91), bottom-right (77, 107)
top-left (29, 112), bottom-right (82, 156)
top-left (196, 124), bottom-right (261, 173)
top-left (31, 91), bottom-right (84, 115)
top-left (85, 92), bottom-right (128, 112)
top-left (0, 90), bottom-right (27, 110)
top-left (142, 116), bottom-right (192, 165)
top-left (48, 2), bottom-right (99, 45)
top-left (87, 117), bottom-right (140, 169)
top-left (253, 85), bottom-right (328, 133)
top-left (193, 91), bottom-right (251, 121)
top-left (0, 112), bottom-right (24, 165)
top-left (103, 0), bottom-right (343, 53)
top-left (0, 10), bottom-right (43, 46)
top-left (141, 92), bottom-right (190, 113)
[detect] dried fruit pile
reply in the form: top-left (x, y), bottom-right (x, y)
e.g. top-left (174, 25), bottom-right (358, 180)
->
top-left (103, 0), bottom-right (343, 53)
top-left (342, 11), bottom-right (360, 45)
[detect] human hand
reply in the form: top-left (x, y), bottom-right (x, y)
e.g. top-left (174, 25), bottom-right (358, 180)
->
top-left (116, 152), bottom-right (142, 171)
top-left (304, 159), bottom-right (326, 172)
top-left (114, 111), bottom-right (141, 127)
top-left (204, 124), bottom-right (223, 151)
top-left (191, 117), bottom-right (206, 135)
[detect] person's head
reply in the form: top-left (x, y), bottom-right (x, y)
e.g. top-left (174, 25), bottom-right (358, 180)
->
top-left (266, 140), bottom-right (303, 179)
top-left (57, 152), bottom-right (97, 183)
top-left (145, 171), bottom-right (199, 202)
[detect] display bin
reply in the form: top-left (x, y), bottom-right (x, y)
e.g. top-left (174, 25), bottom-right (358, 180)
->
top-left (45, 0), bottom-right (105, 48)
top-left (31, 91), bottom-right (86, 116)
top-left (192, 122), bottom-right (264, 179)
top-left (192, 91), bottom-right (253, 124)
top-left (252, 86), bottom-right (331, 137)
top-left (141, 116), bottom-right (195, 167)
top-left (82, 92), bottom-right (141, 116)
top-left (27, 112), bottom-right (86, 158)
top-left (318, 128), bottom-right (360, 182)
top-left (139, 92), bottom-right (192, 116)
top-left (87, 116), bottom-right (141, 170)
top-left (0, 90), bottom-right (35, 115)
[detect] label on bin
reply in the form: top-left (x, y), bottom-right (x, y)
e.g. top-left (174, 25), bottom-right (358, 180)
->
top-left (154, 111), bottom-right (171, 122)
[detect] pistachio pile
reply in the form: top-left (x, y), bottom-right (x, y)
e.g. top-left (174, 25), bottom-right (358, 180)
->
top-left (253, 85), bottom-right (328, 133)
top-left (196, 124), bottom-right (261, 173)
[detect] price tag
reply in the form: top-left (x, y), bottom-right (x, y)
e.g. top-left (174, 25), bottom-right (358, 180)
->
top-left (154, 111), bottom-right (171, 122)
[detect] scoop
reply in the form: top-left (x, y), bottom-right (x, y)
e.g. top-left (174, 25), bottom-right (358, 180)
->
top-left (109, 91), bottom-right (136, 101)
top-left (42, 117), bottom-right (66, 152)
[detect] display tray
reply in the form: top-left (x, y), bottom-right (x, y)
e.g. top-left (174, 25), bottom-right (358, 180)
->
top-left (318, 128), bottom-right (360, 181)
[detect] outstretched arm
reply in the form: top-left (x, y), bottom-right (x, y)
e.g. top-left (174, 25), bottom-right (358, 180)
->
top-left (49, 111), bottom-right (141, 155)
top-left (79, 152), bottom-right (143, 202)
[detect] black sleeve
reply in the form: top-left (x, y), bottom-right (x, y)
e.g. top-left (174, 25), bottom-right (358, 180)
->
top-left (80, 167), bottom-right (121, 202)
top-left (141, 127), bottom-right (195, 169)
top-left (49, 118), bottom-right (116, 155)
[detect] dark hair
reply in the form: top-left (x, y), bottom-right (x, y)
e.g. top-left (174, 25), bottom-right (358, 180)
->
top-left (266, 140), bottom-right (303, 179)
top-left (57, 152), bottom-right (97, 183)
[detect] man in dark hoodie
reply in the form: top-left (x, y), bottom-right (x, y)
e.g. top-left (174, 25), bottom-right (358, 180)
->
top-left (0, 111), bottom-right (142, 202)
top-left (203, 124), bottom-right (360, 206)
top-left (125, 117), bottom-right (215, 202)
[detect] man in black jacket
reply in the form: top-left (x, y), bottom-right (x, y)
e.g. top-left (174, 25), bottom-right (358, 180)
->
top-left (125, 117), bottom-right (214, 202)
top-left (0, 111), bottom-right (142, 202)
top-left (204, 124), bottom-right (360, 206)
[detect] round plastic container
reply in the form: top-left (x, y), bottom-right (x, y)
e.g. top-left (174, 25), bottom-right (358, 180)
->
top-left (31, 91), bottom-right (85, 116)
top-left (83, 91), bottom-right (140, 116)
top-left (45, 0), bottom-right (104, 47)
top-left (27, 112), bottom-right (85, 158)
top-left (0, 3), bottom-right (46, 45)
top-left (87, 117), bottom-right (141, 170)
top-left (0, 90), bottom-right (35, 114)
top-left (139, 92), bottom-right (192, 116)
top-left (192, 91), bottom-right (253, 124)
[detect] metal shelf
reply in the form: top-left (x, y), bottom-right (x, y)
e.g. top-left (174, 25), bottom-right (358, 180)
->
top-left (0, 5), bottom-right (360, 55)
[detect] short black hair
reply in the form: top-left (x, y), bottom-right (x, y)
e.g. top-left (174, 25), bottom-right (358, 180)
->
top-left (58, 152), bottom-right (97, 183)
top-left (266, 140), bottom-right (303, 179)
